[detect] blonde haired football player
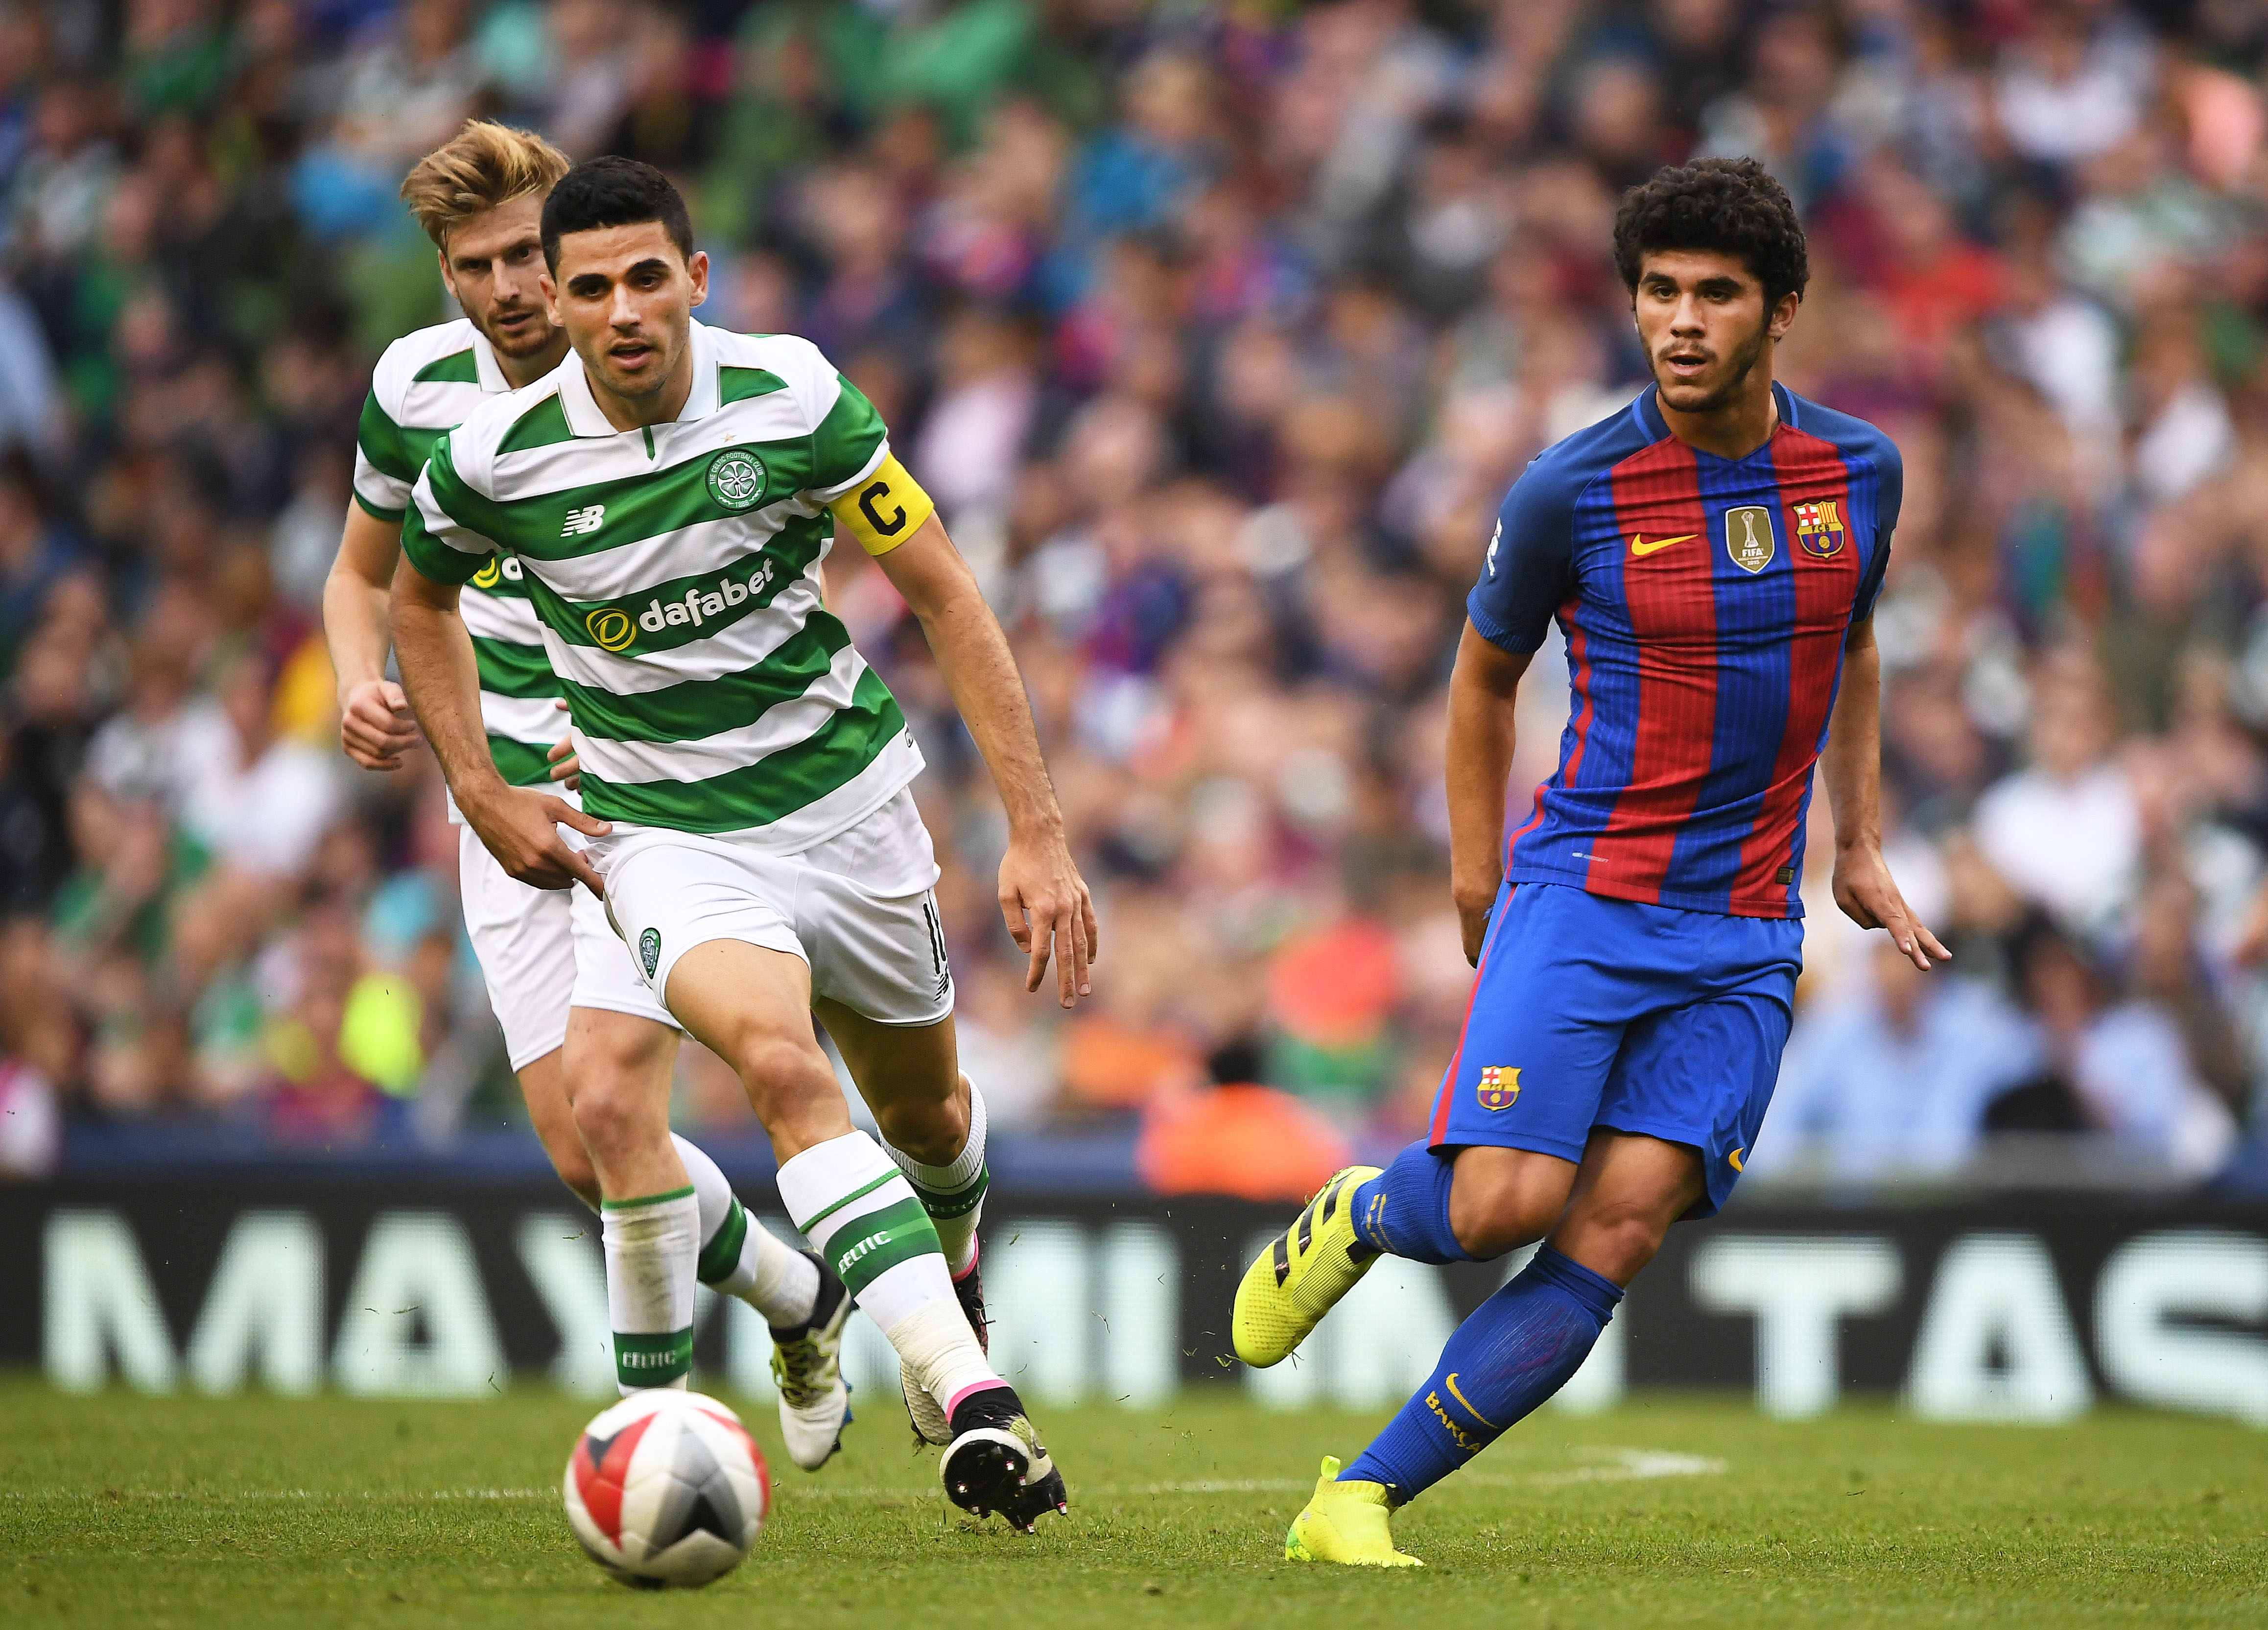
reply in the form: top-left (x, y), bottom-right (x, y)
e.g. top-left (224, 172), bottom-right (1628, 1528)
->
top-left (322, 123), bottom-right (854, 1467)
top-left (391, 157), bottom-right (1097, 1530)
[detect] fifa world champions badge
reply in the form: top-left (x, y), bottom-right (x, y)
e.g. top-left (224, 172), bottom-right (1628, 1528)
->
top-left (1724, 504), bottom-right (1775, 573)
top-left (1792, 498), bottom-right (1847, 558)
top-left (1477, 1065), bottom-right (1521, 1110)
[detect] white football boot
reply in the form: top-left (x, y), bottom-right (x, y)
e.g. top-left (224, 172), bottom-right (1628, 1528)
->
top-left (769, 1249), bottom-right (853, 1470)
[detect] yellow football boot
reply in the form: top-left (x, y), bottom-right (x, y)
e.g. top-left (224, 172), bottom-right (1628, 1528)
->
top-left (1283, 1456), bottom-right (1422, 1567)
top-left (1233, 1165), bottom-right (1382, 1368)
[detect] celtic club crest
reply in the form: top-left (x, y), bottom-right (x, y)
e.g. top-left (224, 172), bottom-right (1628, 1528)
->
top-left (1477, 1065), bottom-right (1520, 1111)
top-left (706, 449), bottom-right (765, 511)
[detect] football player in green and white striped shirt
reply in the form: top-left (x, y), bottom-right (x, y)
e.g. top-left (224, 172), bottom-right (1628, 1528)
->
top-left (322, 125), bottom-right (855, 1471)
top-left (391, 157), bottom-right (1098, 1532)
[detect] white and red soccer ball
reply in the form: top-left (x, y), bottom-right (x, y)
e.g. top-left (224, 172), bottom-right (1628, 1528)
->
top-left (563, 1390), bottom-right (769, 1588)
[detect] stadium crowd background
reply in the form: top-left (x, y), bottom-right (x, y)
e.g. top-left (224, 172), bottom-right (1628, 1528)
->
top-left (2, 0), bottom-right (2267, 1198)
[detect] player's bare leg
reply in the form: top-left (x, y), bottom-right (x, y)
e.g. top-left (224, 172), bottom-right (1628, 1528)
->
top-left (818, 1001), bottom-right (996, 1441)
top-left (1540, 1132), bottom-right (1704, 1285)
top-left (515, 1047), bottom-right (602, 1206)
top-left (1444, 1144), bottom-right (1580, 1260)
top-left (664, 940), bottom-right (1064, 1530)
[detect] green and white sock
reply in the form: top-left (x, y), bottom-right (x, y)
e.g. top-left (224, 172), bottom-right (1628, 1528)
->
top-left (881, 1076), bottom-right (989, 1276)
top-left (600, 1186), bottom-right (699, 1394)
top-left (675, 1132), bottom-right (821, 1326)
top-left (778, 1131), bottom-right (998, 1410)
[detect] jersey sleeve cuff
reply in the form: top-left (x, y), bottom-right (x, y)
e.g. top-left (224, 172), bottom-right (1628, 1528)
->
top-left (352, 490), bottom-right (407, 523)
top-left (401, 513), bottom-right (490, 587)
top-left (1465, 591), bottom-right (1546, 653)
top-left (808, 439), bottom-right (889, 504)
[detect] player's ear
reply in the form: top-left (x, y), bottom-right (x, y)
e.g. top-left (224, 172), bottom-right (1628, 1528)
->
top-left (1768, 288), bottom-right (1800, 340)
top-left (436, 246), bottom-right (458, 303)
top-left (540, 269), bottom-right (561, 327)
top-left (686, 249), bottom-right (709, 309)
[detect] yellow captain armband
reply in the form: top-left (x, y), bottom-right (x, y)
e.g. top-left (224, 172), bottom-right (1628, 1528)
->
top-left (827, 453), bottom-right (936, 556)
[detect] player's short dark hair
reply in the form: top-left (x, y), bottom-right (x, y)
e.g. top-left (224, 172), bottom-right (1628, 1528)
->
top-left (1612, 157), bottom-right (1809, 307)
top-left (540, 156), bottom-right (695, 271)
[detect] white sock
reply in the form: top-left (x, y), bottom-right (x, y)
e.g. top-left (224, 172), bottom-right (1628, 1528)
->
top-left (600, 1187), bottom-right (699, 1394)
top-left (881, 1076), bottom-right (989, 1276)
top-left (778, 1131), bottom-right (998, 1413)
top-left (675, 1132), bottom-right (820, 1326)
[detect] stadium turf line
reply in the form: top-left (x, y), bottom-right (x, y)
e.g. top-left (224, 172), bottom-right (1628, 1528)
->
top-left (0, 1378), bottom-right (2263, 1629)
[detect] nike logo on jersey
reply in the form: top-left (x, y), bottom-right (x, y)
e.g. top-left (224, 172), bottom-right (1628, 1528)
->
top-left (562, 503), bottom-right (606, 537)
top-left (1629, 532), bottom-right (1698, 557)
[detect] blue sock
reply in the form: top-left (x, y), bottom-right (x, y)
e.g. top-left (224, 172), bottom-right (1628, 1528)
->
top-left (1348, 1142), bottom-right (1470, 1264)
top-left (1341, 1245), bottom-right (1623, 1500)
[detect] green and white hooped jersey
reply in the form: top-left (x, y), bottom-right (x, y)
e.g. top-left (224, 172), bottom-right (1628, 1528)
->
top-left (356, 318), bottom-right (560, 788)
top-left (401, 320), bottom-right (923, 846)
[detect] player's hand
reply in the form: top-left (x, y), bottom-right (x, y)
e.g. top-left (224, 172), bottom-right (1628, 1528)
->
top-left (547, 700), bottom-right (580, 791)
top-left (465, 783), bottom-right (611, 897)
top-left (998, 823), bottom-right (1098, 1007)
top-left (340, 678), bottom-right (420, 771)
top-left (1833, 844), bottom-right (1950, 970)
top-left (1452, 871), bottom-right (1500, 966)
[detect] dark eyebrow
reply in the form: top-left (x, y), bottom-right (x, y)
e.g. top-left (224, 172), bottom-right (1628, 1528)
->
top-left (625, 258), bottom-right (672, 279)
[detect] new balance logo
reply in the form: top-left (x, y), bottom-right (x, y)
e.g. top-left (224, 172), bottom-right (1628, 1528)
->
top-left (562, 504), bottom-right (606, 537)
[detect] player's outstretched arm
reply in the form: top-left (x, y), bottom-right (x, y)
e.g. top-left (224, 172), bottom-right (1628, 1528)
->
top-left (1445, 621), bottom-right (1535, 965)
top-left (390, 561), bottom-right (607, 897)
top-left (323, 502), bottom-right (422, 772)
top-left (1823, 615), bottom-right (1949, 970)
top-left (873, 513), bottom-right (1097, 1008)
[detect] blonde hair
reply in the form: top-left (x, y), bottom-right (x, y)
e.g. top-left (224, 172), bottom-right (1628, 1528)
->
top-left (400, 120), bottom-right (571, 249)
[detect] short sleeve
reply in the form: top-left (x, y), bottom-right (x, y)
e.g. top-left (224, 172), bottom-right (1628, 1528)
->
top-left (1465, 459), bottom-right (1581, 653)
top-left (808, 374), bottom-right (890, 499)
top-left (400, 434), bottom-right (497, 588)
top-left (1852, 441), bottom-right (1903, 624)
top-left (354, 389), bottom-right (414, 521)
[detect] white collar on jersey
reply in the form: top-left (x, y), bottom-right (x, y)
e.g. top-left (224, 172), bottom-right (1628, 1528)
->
top-left (468, 324), bottom-right (509, 393)
top-left (554, 318), bottom-right (720, 438)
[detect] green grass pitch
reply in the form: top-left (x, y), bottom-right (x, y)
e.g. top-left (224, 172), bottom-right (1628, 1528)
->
top-left (2, 1379), bottom-right (2263, 1628)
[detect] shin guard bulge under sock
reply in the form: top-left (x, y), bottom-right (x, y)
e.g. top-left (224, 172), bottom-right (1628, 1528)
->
top-left (600, 1187), bottom-right (701, 1393)
top-left (1343, 1245), bottom-right (1622, 1498)
top-left (676, 1133), bottom-right (819, 1324)
top-left (1350, 1141), bottom-right (1473, 1265)
top-left (778, 1131), bottom-right (1000, 1413)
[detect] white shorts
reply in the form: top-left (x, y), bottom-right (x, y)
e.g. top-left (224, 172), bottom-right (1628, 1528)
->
top-left (457, 823), bottom-right (679, 1071)
top-left (590, 788), bottom-right (953, 1028)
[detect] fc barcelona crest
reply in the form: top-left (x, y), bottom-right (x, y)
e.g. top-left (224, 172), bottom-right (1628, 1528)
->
top-left (1725, 505), bottom-right (1775, 573)
top-left (1477, 1065), bottom-right (1520, 1111)
top-left (1792, 499), bottom-right (1846, 559)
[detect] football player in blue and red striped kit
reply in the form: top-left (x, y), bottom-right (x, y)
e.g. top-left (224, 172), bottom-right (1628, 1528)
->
top-left (1233, 157), bottom-right (1951, 1566)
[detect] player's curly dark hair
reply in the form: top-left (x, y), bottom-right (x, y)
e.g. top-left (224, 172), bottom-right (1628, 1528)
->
top-left (1612, 157), bottom-right (1809, 307)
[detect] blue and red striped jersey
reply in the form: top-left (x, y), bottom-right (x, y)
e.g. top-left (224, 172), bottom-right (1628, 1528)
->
top-left (1467, 381), bottom-right (1899, 920)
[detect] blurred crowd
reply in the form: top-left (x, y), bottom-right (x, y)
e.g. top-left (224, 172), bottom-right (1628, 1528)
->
top-left (4, 0), bottom-right (2268, 1195)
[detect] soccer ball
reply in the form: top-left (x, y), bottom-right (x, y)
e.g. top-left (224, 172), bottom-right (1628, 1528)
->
top-left (562, 1390), bottom-right (769, 1589)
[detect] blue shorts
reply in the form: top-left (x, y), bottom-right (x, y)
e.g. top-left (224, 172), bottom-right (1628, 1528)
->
top-left (1426, 881), bottom-right (1802, 1218)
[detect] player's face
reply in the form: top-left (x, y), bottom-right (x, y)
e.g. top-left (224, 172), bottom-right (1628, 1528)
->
top-left (543, 222), bottom-right (710, 405)
top-left (438, 194), bottom-right (557, 363)
top-left (1632, 250), bottom-right (1798, 414)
